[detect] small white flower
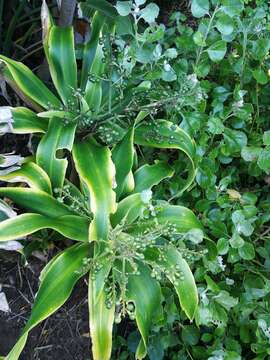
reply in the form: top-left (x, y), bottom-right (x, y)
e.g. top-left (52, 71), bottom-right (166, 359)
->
top-left (225, 277), bottom-right (234, 286)
top-left (217, 256), bottom-right (226, 271)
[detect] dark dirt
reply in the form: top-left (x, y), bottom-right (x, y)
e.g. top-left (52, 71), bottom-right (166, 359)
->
top-left (0, 252), bottom-right (91, 360)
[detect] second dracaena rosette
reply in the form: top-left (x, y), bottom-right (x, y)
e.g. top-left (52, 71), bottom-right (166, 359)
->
top-left (0, 126), bottom-right (202, 360)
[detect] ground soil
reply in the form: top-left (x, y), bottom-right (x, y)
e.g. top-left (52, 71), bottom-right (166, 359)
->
top-left (0, 253), bottom-right (91, 360)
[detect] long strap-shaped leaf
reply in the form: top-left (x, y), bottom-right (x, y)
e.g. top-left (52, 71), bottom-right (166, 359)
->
top-left (0, 213), bottom-right (89, 242)
top-left (36, 117), bottom-right (76, 190)
top-left (133, 161), bottom-right (174, 193)
top-left (0, 162), bottom-right (52, 194)
top-left (129, 205), bottom-right (203, 234)
top-left (135, 120), bottom-right (197, 198)
top-left (0, 55), bottom-right (61, 110)
top-left (127, 264), bottom-right (162, 360)
top-left (162, 246), bottom-right (198, 320)
top-left (80, 0), bottom-right (118, 19)
top-left (46, 26), bottom-right (77, 105)
top-left (73, 137), bottom-right (116, 241)
top-left (0, 187), bottom-right (76, 217)
top-left (8, 107), bottom-right (48, 134)
top-left (112, 127), bottom-right (135, 200)
top-left (84, 41), bottom-right (105, 113)
top-left (88, 264), bottom-right (114, 360)
top-left (5, 243), bottom-right (90, 360)
top-left (81, 11), bottom-right (104, 90)
top-left (110, 192), bottom-right (151, 228)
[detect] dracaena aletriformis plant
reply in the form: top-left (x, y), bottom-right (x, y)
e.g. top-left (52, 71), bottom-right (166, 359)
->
top-left (0, 120), bottom-right (202, 360)
top-left (0, 1), bottom-right (132, 191)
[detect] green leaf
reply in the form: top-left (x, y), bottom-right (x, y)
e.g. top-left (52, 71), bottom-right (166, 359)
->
top-left (84, 40), bottom-right (105, 114)
top-left (0, 187), bottom-right (76, 218)
top-left (130, 205), bottom-right (203, 235)
top-left (111, 192), bottom-right (151, 227)
top-left (241, 146), bottom-right (261, 162)
top-left (73, 137), bottom-right (116, 241)
top-left (216, 13), bottom-right (234, 35)
top-left (213, 290), bottom-right (238, 311)
top-left (263, 131), bottom-right (270, 146)
top-left (257, 147), bottom-right (270, 173)
top-left (0, 213), bottom-right (89, 242)
top-left (36, 117), bottom-right (76, 190)
top-left (46, 26), bottom-right (77, 105)
top-left (115, 1), bottom-right (132, 16)
top-left (80, 0), bottom-right (118, 19)
top-left (207, 41), bottom-right (227, 62)
top-left (252, 68), bottom-right (268, 85)
top-left (229, 233), bottom-right (244, 249)
top-left (88, 268), bottom-right (114, 360)
top-left (6, 243), bottom-right (90, 360)
top-left (207, 116), bottom-right (225, 135)
top-left (81, 12), bottom-right (105, 89)
top-left (8, 107), bottom-right (48, 134)
top-left (238, 242), bottom-right (255, 260)
top-left (140, 3), bottom-right (159, 24)
top-left (193, 31), bottom-right (206, 46)
top-left (191, 0), bottom-right (209, 18)
top-left (135, 120), bottom-right (197, 198)
top-left (162, 246), bottom-right (198, 319)
top-left (223, 129), bottom-right (247, 155)
top-left (127, 264), bottom-right (162, 358)
top-left (221, 0), bottom-right (244, 17)
top-left (0, 162), bottom-right (52, 194)
top-left (0, 55), bottom-right (61, 110)
top-left (112, 127), bottom-right (134, 200)
top-left (133, 161), bottom-right (174, 193)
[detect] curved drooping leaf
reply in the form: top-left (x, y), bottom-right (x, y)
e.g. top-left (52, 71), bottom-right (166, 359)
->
top-left (0, 107), bottom-right (48, 134)
top-left (133, 161), bottom-right (174, 193)
top-left (0, 213), bottom-right (89, 242)
top-left (0, 187), bottom-right (76, 217)
top-left (129, 204), bottom-right (203, 234)
top-left (112, 127), bottom-right (134, 200)
top-left (135, 120), bottom-right (197, 198)
top-left (46, 26), bottom-right (77, 105)
top-left (111, 192), bottom-right (151, 228)
top-left (0, 153), bottom-right (23, 175)
top-left (88, 264), bottom-right (114, 360)
top-left (36, 117), bottom-right (76, 190)
top-left (80, 0), bottom-right (118, 19)
top-left (0, 55), bottom-right (61, 110)
top-left (0, 162), bottom-right (52, 194)
top-left (5, 243), bottom-right (91, 360)
top-left (0, 199), bottom-right (16, 221)
top-left (162, 246), bottom-right (198, 320)
top-left (127, 264), bottom-right (162, 359)
top-left (73, 137), bottom-right (116, 241)
top-left (89, 286), bottom-right (115, 360)
top-left (81, 11), bottom-right (104, 90)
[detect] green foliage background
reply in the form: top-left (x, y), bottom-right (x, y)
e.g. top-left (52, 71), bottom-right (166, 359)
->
top-left (1, 0), bottom-right (270, 359)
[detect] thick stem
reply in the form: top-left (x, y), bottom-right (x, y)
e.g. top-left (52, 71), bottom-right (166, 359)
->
top-left (58, 0), bottom-right (76, 27)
